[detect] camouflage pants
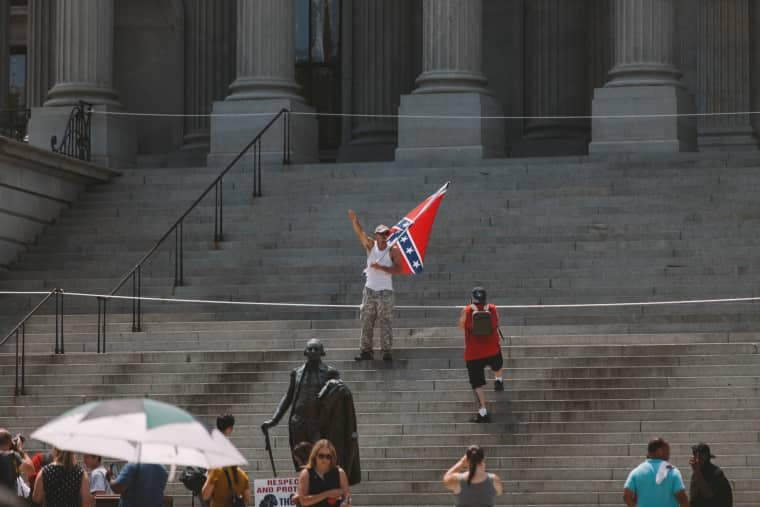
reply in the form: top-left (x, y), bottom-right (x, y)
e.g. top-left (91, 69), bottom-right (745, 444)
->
top-left (360, 287), bottom-right (394, 353)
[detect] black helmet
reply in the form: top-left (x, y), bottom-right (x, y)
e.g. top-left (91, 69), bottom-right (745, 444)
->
top-left (471, 287), bottom-right (487, 304)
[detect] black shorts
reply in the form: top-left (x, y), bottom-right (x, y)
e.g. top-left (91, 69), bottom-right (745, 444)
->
top-left (465, 351), bottom-right (504, 389)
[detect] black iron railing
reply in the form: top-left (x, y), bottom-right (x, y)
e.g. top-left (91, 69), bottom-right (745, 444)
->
top-left (51, 101), bottom-right (93, 162)
top-left (97, 108), bottom-right (291, 350)
top-left (0, 108), bottom-right (32, 142)
top-left (0, 289), bottom-right (64, 395)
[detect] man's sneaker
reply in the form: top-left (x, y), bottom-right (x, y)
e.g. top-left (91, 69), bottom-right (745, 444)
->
top-left (470, 413), bottom-right (491, 423)
top-left (382, 352), bottom-right (393, 361)
top-left (354, 351), bottom-right (373, 361)
top-left (494, 379), bottom-right (504, 391)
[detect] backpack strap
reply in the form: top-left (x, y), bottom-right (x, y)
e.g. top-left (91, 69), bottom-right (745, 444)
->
top-left (223, 467), bottom-right (237, 488)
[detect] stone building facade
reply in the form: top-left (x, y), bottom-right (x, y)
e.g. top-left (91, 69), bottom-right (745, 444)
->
top-left (3, 0), bottom-right (760, 168)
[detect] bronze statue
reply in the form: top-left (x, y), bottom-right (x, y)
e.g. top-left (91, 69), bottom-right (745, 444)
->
top-left (261, 339), bottom-right (361, 485)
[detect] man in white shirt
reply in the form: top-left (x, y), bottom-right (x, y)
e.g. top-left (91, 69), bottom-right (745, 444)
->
top-left (348, 210), bottom-right (403, 361)
top-left (83, 453), bottom-right (113, 501)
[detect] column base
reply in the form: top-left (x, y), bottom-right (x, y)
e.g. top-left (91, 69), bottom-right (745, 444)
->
top-left (395, 92), bottom-right (505, 163)
top-left (208, 98), bottom-right (318, 167)
top-left (515, 120), bottom-right (590, 156)
top-left (337, 136), bottom-right (397, 162)
top-left (27, 105), bottom-right (137, 168)
top-left (589, 85), bottom-right (697, 154)
top-left (698, 127), bottom-right (759, 151)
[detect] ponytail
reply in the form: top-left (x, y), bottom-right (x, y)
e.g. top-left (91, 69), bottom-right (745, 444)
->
top-left (465, 445), bottom-right (484, 484)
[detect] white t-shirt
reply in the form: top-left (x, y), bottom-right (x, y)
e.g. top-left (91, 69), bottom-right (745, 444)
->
top-left (89, 465), bottom-right (113, 494)
top-left (365, 242), bottom-right (394, 291)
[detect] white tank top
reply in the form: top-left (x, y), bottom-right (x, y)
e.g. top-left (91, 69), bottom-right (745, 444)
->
top-left (365, 242), bottom-right (394, 291)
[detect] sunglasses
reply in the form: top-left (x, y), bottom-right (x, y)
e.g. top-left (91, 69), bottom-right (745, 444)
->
top-left (376, 232), bottom-right (389, 237)
top-left (317, 453), bottom-right (332, 460)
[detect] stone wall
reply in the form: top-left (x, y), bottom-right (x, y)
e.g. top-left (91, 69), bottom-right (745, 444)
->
top-left (0, 138), bottom-right (116, 269)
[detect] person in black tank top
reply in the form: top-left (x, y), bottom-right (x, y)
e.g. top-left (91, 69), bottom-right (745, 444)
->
top-left (296, 439), bottom-right (351, 507)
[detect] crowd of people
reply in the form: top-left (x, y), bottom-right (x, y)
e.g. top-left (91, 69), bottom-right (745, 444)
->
top-left (0, 210), bottom-right (739, 507)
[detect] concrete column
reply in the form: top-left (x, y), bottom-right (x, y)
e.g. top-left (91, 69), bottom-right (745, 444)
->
top-left (590, 0), bottom-right (697, 153)
top-left (28, 0), bottom-right (136, 167)
top-left (0, 0), bottom-right (9, 110)
top-left (396, 0), bottom-right (504, 161)
top-left (522, 0), bottom-right (589, 155)
top-left (696, 0), bottom-right (757, 149)
top-left (209, 0), bottom-right (317, 165)
top-left (182, 0), bottom-right (236, 153)
top-left (25, 0), bottom-right (56, 108)
top-left (339, 0), bottom-right (414, 162)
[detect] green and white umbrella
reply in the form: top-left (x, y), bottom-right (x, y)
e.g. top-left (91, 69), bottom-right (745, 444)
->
top-left (31, 398), bottom-right (247, 468)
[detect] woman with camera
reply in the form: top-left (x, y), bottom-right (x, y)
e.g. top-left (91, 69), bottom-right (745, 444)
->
top-left (31, 447), bottom-right (90, 507)
top-left (443, 445), bottom-right (503, 507)
top-left (296, 439), bottom-right (351, 507)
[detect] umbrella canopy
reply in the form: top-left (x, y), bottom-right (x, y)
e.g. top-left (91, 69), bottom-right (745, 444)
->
top-left (31, 398), bottom-right (247, 468)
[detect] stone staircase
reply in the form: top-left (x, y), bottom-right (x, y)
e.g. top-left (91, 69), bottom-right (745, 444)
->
top-left (1, 153), bottom-right (760, 505)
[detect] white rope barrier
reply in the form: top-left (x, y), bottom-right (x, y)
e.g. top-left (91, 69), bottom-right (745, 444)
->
top-left (89, 109), bottom-right (760, 121)
top-left (0, 291), bottom-right (56, 296)
top-left (0, 290), bottom-right (753, 311)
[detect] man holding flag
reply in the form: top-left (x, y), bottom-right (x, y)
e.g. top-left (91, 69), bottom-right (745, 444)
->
top-left (348, 210), bottom-right (404, 362)
top-left (348, 182), bottom-right (450, 362)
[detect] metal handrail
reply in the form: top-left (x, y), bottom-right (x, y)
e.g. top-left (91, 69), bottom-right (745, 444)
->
top-left (0, 108), bottom-right (32, 142)
top-left (98, 108), bottom-right (291, 347)
top-left (0, 289), bottom-right (64, 395)
top-left (51, 101), bottom-right (93, 162)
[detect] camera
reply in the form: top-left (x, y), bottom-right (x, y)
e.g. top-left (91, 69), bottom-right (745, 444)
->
top-left (179, 467), bottom-right (207, 496)
top-left (11, 433), bottom-right (25, 451)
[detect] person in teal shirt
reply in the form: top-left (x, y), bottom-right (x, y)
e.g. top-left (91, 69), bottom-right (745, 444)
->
top-left (624, 437), bottom-right (688, 507)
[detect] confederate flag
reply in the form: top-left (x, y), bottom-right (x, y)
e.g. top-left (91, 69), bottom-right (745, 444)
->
top-left (386, 182), bottom-right (450, 274)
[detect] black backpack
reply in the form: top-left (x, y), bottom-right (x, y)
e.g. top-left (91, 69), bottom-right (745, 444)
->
top-left (0, 451), bottom-right (19, 490)
top-left (470, 304), bottom-right (494, 336)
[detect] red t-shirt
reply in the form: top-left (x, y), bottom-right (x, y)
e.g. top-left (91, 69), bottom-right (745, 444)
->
top-left (463, 304), bottom-right (501, 361)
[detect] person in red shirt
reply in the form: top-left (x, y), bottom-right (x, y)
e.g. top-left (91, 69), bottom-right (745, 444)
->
top-left (458, 287), bottom-right (504, 423)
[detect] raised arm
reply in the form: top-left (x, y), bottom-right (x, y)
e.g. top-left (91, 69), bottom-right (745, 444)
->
top-left (442, 455), bottom-right (467, 493)
top-left (348, 210), bottom-right (373, 253)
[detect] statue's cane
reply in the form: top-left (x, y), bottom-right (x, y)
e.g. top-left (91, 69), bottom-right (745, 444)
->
top-left (262, 426), bottom-right (277, 477)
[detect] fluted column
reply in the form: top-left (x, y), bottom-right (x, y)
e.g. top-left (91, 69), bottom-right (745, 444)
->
top-left (523, 0), bottom-right (589, 152)
top-left (345, 0), bottom-right (414, 158)
top-left (396, 0), bottom-right (504, 161)
top-left (413, 0), bottom-right (487, 94)
top-left (209, 0), bottom-right (317, 164)
top-left (183, 0), bottom-right (236, 151)
top-left (590, 0), bottom-right (696, 153)
top-left (227, 0), bottom-right (300, 100)
top-left (0, 0), bottom-right (9, 110)
top-left (26, 0), bottom-right (56, 107)
top-left (28, 0), bottom-right (136, 167)
top-left (45, 0), bottom-right (120, 106)
top-left (607, 0), bottom-right (681, 87)
top-left (696, 0), bottom-right (757, 149)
